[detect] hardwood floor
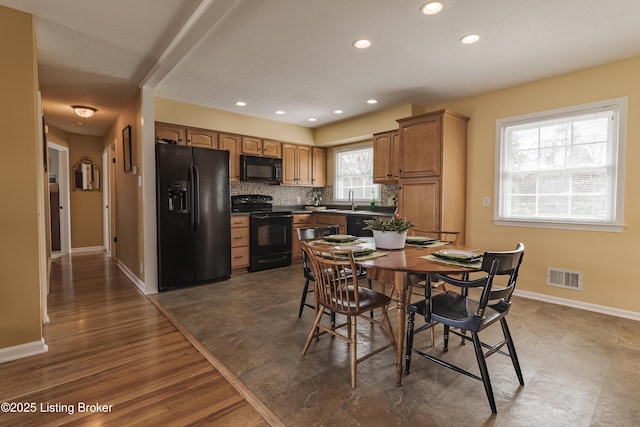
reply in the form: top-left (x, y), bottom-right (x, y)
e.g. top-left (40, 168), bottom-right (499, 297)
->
top-left (0, 253), bottom-right (282, 426)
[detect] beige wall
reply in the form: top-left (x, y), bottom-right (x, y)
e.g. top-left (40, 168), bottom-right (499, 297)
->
top-left (155, 97), bottom-right (315, 145)
top-left (0, 7), bottom-right (43, 348)
top-left (68, 134), bottom-right (104, 248)
top-left (103, 93), bottom-right (143, 280)
top-left (437, 57), bottom-right (640, 313)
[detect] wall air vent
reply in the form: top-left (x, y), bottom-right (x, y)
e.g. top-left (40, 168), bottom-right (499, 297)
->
top-left (547, 267), bottom-right (582, 290)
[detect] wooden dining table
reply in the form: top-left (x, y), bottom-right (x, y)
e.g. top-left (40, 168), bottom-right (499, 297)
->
top-left (353, 241), bottom-right (482, 386)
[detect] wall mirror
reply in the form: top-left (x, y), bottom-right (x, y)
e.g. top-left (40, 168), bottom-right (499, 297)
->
top-left (73, 156), bottom-right (100, 191)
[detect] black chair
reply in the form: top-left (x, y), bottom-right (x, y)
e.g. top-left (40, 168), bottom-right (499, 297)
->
top-left (297, 225), bottom-right (368, 317)
top-left (301, 241), bottom-right (396, 388)
top-left (404, 243), bottom-right (525, 414)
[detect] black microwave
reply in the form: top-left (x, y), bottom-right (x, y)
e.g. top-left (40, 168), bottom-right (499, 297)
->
top-left (240, 155), bottom-right (282, 184)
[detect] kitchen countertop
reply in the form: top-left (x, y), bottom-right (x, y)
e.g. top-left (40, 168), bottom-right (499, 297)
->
top-left (231, 206), bottom-right (394, 217)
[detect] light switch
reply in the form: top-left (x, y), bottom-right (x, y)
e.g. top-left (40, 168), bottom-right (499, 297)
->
top-left (482, 196), bottom-right (491, 207)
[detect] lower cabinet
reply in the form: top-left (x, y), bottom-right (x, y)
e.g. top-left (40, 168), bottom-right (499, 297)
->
top-left (231, 215), bottom-right (249, 270)
top-left (292, 213), bottom-right (314, 261)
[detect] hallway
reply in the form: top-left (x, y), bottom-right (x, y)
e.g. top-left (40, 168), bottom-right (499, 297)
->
top-left (0, 253), bottom-right (279, 426)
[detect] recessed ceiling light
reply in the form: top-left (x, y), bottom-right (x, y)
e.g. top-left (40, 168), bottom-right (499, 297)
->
top-left (334, 110), bottom-right (343, 114)
top-left (420, 1), bottom-right (443, 15)
top-left (353, 39), bottom-right (371, 49)
top-left (460, 34), bottom-right (480, 45)
top-left (235, 101), bottom-right (247, 106)
top-left (366, 99), bottom-right (378, 105)
top-left (275, 110), bottom-right (285, 115)
top-left (308, 118), bottom-right (317, 122)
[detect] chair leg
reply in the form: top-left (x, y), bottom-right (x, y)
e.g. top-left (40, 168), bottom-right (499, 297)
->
top-left (500, 318), bottom-right (524, 386)
top-left (368, 279), bottom-right (374, 318)
top-left (404, 311), bottom-right (415, 374)
top-left (472, 332), bottom-right (497, 414)
top-left (302, 307), bottom-right (325, 355)
top-left (298, 279), bottom-right (311, 317)
top-left (349, 316), bottom-right (357, 388)
top-left (443, 325), bottom-right (450, 351)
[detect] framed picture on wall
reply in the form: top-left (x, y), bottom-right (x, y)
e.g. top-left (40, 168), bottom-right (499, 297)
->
top-left (123, 125), bottom-right (132, 173)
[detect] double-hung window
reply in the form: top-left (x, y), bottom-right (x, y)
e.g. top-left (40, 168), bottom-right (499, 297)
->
top-left (334, 144), bottom-right (379, 202)
top-left (495, 97), bottom-right (627, 231)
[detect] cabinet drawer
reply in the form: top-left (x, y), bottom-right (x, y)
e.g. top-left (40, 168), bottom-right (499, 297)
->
top-left (293, 213), bottom-right (313, 225)
top-left (231, 227), bottom-right (249, 247)
top-left (231, 216), bottom-right (249, 228)
top-left (231, 246), bottom-right (249, 268)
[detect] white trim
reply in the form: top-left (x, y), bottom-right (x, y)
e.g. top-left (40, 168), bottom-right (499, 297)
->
top-left (117, 259), bottom-right (147, 295)
top-left (0, 339), bottom-right (48, 364)
top-left (71, 246), bottom-right (104, 254)
top-left (102, 148), bottom-right (111, 256)
top-left (48, 141), bottom-right (71, 254)
top-left (513, 289), bottom-right (640, 322)
top-left (493, 218), bottom-right (624, 233)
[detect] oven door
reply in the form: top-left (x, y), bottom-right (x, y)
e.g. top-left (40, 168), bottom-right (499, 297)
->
top-left (250, 213), bottom-right (292, 271)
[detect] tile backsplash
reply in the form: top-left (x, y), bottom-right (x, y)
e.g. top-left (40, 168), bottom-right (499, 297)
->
top-left (230, 183), bottom-right (398, 207)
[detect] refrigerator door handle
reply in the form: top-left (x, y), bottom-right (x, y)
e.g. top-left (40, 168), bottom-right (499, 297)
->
top-left (188, 165), bottom-right (195, 229)
top-left (193, 164), bottom-right (200, 230)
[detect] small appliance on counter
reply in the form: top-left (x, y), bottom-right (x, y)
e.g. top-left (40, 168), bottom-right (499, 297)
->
top-left (232, 195), bottom-right (292, 272)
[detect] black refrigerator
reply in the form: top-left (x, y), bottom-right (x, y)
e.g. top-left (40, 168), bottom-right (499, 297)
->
top-left (156, 144), bottom-right (231, 291)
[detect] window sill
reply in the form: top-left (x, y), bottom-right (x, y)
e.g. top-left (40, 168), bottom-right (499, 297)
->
top-left (493, 218), bottom-right (624, 233)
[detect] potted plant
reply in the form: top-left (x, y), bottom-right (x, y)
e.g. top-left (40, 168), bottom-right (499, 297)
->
top-left (363, 215), bottom-right (414, 249)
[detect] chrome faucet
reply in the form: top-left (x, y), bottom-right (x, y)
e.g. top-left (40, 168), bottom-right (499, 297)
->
top-left (348, 189), bottom-right (357, 210)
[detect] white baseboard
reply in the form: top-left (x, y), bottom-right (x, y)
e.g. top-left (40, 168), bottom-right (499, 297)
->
top-left (71, 246), bottom-right (104, 254)
top-left (0, 339), bottom-right (48, 364)
top-left (117, 259), bottom-right (147, 295)
top-left (514, 289), bottom-right (640, 321)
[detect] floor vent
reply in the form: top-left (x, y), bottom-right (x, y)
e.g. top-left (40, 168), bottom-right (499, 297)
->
top-left (547, 268), bottom-right (582, 290)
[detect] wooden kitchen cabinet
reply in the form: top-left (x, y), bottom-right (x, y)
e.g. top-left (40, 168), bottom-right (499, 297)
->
top-left (282, 143), bottom-right (312, 186)
top-left (314, 213), bottom-right (346, 235)
top-left (373, 130), bottom-right (400, 182)
top-left (397, 109), bottom-right (468, 179)
top-left (186, 127), bottom-right (218, 149)
top-left (292, 213), bottom-right (314, 261)
top-left (241, 137), bottom-right (282, 158)
top-left (219, 133), bottom-right (241, 183)
top-left (231, 215), bottom-right (250, 270)
top-left (311, 146), bottom-right (326, 187)
top-left (155, 122), bottom-right (185, 145)
top-left (397, 110), bottom-right (469, 243)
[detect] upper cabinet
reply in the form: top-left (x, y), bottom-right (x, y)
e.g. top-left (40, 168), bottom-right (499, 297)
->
top-left (282, 143), bottom-right (312, 186)
top-left (219, 133), bottom-right (241, 183)
top-left (397, 110), bottom-right (468, 179)
top-left (311, 146), bottom-right (326, 188)
top-left (373, 130), bottom-right (400, 182)
top-left (187, 127), bottom-right (218, 149)
top-left (155, 121), bottom-right (326, 187)
top-left (155, 122), bottom-right (185, 145)
top-left (241, 137), bottom-right (282, 158)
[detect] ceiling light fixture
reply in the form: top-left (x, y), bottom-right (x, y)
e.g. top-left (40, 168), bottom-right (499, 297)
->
top-left (460, 34), bottom-right (480, 44)
top-left (353, 39), bottom-right (371, 49)
top-left (366, 99), bottom-right (378, 105)
top-left (308, 118), bottom-right (317, 122)
top-left (275, 110), bottom-right (285, 115)
top-left (420, 1), bottom-right (443, 15)
top-left (235, 101), bottom-right (247, 106)
top-left (72, 105), bottom-right (97, 118)
top-left (334, 110), bottom-right (343, 114)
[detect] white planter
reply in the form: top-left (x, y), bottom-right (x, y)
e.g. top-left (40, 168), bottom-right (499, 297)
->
top-left (372, 230), bottom-right (407, 250)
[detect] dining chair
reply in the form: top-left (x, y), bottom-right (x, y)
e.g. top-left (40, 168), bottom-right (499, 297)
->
top-left (300, 241), bottom-right (397, 388)
top-left (297, 226), bottom-right (371, 318)
top-left (410, 229), bottom-right (460, 244)
top-left (404, 242), bottom-right (525, 414)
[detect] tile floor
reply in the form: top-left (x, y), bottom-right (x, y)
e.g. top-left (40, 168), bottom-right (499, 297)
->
top-left (154, 264), bottom-right (640, 427)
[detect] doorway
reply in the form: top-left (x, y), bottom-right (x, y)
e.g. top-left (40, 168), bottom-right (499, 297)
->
top-left (47, 142), bottom-right (71, 256)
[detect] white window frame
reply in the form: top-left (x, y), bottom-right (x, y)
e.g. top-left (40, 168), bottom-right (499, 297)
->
top-left (494, 97), bottom-right (627, 232)
top-left (333, 143), bottom-right (379, 202)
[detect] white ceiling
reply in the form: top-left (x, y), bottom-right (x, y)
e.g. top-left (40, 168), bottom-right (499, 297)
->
top-left (3, 0), bottom-right (640, 137)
